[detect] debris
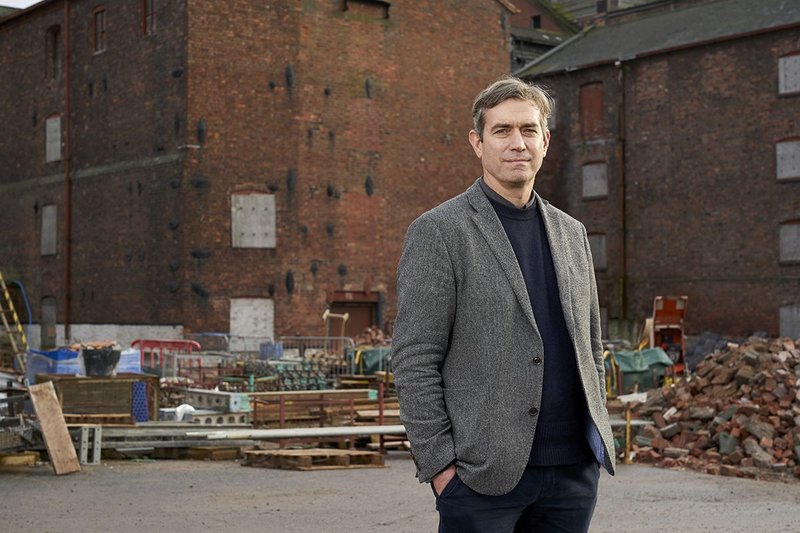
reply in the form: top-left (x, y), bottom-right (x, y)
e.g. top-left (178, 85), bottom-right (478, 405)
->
top-left (628, 336), bottom-right (800, 480)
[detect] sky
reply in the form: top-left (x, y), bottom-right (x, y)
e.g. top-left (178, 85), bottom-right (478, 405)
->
top-left (0, 1), bottom-right (41, 8)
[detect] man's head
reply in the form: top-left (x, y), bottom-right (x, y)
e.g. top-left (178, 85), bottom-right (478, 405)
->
top-left (468, 77), bottom-right (552, 203)
top-left (471, 77), bottom-right (553, 141)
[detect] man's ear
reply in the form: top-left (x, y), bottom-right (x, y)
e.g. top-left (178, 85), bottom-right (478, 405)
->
top-left (468, 129), bottom-right (482, 159)
top-left (543, 130), bottom-right (551, 156)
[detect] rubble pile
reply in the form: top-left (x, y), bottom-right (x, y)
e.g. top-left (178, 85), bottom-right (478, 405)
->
top-left (353, 326), bottom-right (391, 347)
top-left (631, 336), bottom-right (800, 480)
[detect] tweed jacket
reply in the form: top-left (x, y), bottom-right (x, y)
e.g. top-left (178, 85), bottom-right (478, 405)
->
top-left (391, 178), bottom-right (616, 497)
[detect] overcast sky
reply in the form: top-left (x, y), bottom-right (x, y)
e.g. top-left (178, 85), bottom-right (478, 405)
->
top-left (0, 1), bottom-right (41, 8)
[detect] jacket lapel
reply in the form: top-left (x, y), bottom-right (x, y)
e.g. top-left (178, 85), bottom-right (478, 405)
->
top-left (538, 196), bottom-right (577, 341)
top-left (466, 181), bottom-right (538, 331)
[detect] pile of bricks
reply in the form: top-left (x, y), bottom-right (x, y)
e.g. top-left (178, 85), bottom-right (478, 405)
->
top-left (629, 336), bottom-right (800, 480)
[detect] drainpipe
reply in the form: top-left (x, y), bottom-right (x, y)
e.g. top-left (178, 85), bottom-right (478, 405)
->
top-left (615, 59), bottom-right (627, 320)
top-left (63, 0), bottom-right (72, 341)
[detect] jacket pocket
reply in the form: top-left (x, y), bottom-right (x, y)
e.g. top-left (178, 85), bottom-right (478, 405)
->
top-left (443, 386), bottom-right (488, 465)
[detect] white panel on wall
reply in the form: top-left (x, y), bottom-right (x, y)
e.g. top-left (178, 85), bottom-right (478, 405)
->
top-left (779, 304), bottom-right (800, 339)
top-left (779, 223), bottom-right (800, 263)
top-left (229, 298), bottom-right (274, 352)
top-left (779, 54), bottom-right (800, 95)
top-left (777, 140), bottom-right (800, 180)
top-left (231, 194), bottom-right (276, 248)
top-left (582, 162), bottom-right (608, 199)
top-left (45, 115), bottom-right (61, 162)
top-left (41, 204), bottom-right (57, 255)
top-left (588, 234), bottom-right (607, 270)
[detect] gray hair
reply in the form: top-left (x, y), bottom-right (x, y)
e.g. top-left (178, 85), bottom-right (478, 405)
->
top-left (471, 77), bottom-right (553, 139)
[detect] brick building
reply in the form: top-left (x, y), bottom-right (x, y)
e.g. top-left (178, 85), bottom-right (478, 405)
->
top-left (0, 0), bottom-right (515, 349)
top-left (518, 0), bottom-right (800, 338)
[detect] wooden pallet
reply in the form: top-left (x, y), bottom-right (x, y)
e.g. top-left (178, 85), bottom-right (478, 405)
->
top-left (244, 448), bottom-right (386, 471)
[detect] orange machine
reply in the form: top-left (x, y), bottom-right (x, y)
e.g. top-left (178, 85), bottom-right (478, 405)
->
top-left (644, 296), bottom-right (688, 375)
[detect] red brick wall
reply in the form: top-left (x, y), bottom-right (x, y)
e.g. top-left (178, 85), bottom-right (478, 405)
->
top-left (179, 0), bottom-right (512, 336)
top-left (533, 29), bottom-right (800, 336)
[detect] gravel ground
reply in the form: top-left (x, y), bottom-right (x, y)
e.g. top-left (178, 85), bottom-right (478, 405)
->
top-left (2, 454), bottom-right (799, 532)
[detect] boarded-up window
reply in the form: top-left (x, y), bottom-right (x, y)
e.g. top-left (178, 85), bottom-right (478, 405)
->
top-left (231, 193), bottom-right (276, 248)
top-left (41, 296), bottom-right (57, 350)
top-left (580, 82), bottom-right (604, 138)
top-left (548, 98), bottom-right (557, 131)
top-left (780, 304), bottom-right (800, 339)
top-left (143, 0), bottom-right (156, 35)
top-left (229, 298), bottom-right (274, 352)
top-left (41, 204), bottom-right (57, 255)
top-left (776, 140), bottom-right (800, 180)
top-left (582, 162), bottom-right (608, 199)
top-left (779, 222), bottom-right (800, 263)
top-left (779, 54), bottom-right (800, 95)
top-left (46, 115), bottom-right (61, 162)
top-left (588, 233), bottom-right (607, 271)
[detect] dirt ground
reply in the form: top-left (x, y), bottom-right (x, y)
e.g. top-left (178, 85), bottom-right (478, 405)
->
top-left (2, 453), bottom-right (799, 532)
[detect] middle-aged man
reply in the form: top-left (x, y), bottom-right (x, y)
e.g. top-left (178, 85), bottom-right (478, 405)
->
top-left (391, 77), bottom-right (616, 532)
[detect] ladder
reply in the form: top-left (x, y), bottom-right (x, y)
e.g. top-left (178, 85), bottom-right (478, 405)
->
top-left (0, 271), bottom-right (27, 373)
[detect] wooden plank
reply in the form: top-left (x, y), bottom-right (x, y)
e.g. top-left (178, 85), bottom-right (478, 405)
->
top-left (29, 381), bottom-right (81, 475)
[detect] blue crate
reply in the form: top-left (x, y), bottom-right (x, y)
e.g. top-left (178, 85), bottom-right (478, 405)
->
top-left (131, 381), bottom-right (149, 422)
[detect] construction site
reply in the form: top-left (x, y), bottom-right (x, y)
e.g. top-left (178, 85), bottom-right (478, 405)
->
top-left (2, 0), bottom-right (800, 531)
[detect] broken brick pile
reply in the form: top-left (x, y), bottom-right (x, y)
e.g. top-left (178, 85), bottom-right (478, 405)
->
top-left (628, 336), bottom-right (800, 480)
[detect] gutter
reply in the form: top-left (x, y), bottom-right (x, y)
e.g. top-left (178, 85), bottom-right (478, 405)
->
top-left (63, 0), bottom-right (72, 340)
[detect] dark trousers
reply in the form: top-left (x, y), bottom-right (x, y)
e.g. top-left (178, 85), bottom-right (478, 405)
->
top-left (433, 461), bottom-right (600, 533)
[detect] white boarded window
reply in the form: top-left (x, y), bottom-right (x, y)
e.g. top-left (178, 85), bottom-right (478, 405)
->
top-left (588, 233), bottom-right (607, 271)
top-left (582, 162), bottom-right (608, 199)
top-left (780, 304), bottom-right (800, 339)
top-left (41, 204), bottom-right (57, 255)
top-left (229, 298), bottom-right (274, 352)
top-left (779, 222), bottom-right (800, 263)
top-left (779, 54), bottom-right (800, 95)
top-left (45, 115), bottom-right (61, 162)
top-left (231, 193), bottom-right (276, 248)
top-left (777, 140), bottom-right (800, 180)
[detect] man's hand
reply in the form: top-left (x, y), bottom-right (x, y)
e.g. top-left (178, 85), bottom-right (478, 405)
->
top-left (432, 464), bottom-right (457, 496)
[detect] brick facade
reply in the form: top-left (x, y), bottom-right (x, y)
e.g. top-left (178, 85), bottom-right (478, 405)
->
top-left (532, 27), bottom-right (800, 336)
top-left (1, 0), bottom-right (511, 345)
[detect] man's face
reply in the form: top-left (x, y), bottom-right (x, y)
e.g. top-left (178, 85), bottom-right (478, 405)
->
top-left (468, 98), bottom-right (550, 194)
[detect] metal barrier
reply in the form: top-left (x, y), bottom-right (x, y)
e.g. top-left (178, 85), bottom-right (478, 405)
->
top-left (277, 336), bottom-right (355, 378)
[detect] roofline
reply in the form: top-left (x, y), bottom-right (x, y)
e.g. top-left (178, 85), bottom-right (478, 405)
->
top-left (513, 25), bottom-right (593, 77)
top-left (0, 0), bottom-right (59, 26)
top-left (522, 19), bottom-right (800, 78)
top-left (496, 0), bottom-right (521, 15)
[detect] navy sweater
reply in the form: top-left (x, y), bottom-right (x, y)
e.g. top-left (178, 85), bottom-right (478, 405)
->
top-left (485, 188), bottom-right (593, 466)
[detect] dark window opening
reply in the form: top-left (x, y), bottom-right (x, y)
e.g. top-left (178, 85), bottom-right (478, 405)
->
top-left (143, 0), bottom-right (156, 35)
top-left (93, 7), bottom-right (107, 53)
top-left (531, 15), bottom-right (541, 28)
top-left (45, 25), bottom-right (61, 80)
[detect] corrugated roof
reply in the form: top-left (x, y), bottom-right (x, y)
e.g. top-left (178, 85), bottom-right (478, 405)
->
top-left (512, 26), bottom-right (569, 46)
top-left (516, 0), bottom-right (800, 77)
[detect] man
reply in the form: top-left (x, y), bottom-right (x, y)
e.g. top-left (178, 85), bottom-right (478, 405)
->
top-left (391, 77), bottom-right (616, 532)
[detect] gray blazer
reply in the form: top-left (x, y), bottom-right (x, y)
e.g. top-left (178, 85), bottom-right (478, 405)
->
top-left (391, 179), bottom-right (615, 496)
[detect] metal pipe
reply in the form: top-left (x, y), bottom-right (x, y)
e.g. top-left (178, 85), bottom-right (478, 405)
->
top-left (189, 424), bottom-right (407, 440)
top-left (62, 0), bottom-right (72, 341)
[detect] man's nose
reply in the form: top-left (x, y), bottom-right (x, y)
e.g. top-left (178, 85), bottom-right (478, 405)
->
top-left (508, 129), bottom-right (526, 150)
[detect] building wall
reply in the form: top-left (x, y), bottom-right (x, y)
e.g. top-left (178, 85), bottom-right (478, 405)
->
top-left (2, 0), bottom-right (512, 344)
top-left (534, 28), bottom-right (800, 336)
top-left (177, 0), bottom-right (512, 337)
top-left (1, 0), bottom-right (190, 346)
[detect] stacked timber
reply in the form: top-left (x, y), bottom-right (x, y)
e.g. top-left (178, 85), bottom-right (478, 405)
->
top-left (629, 336), bottom-right (800, 480)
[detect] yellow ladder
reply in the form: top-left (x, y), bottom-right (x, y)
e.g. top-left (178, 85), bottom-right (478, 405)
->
top-left (0, 271), bottom-right (27, 372)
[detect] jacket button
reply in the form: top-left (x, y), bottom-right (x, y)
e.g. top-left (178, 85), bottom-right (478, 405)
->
top-left (528, 407), bottom-right (539, 416)
top-left (532, 356), bottom-right (542, 365)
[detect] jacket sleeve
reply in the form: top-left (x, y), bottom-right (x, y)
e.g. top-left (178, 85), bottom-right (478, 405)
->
top-left (582, 223), bottom-right (607, 402)
top-left (391, 215), bottom-right (458, 483)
